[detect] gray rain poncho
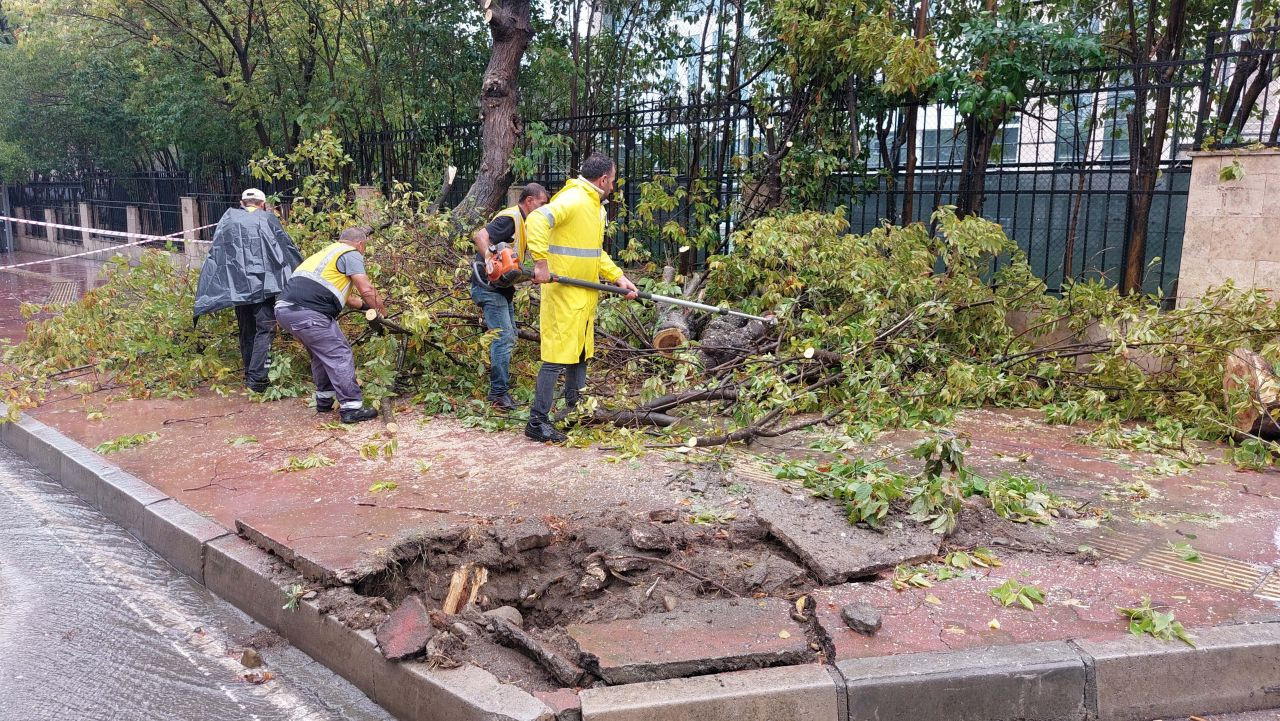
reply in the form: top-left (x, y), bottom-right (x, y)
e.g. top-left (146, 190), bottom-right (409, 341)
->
top-left (193, 207), bottom-right (303, 319)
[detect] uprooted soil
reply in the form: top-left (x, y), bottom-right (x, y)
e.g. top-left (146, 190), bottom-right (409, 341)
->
top-left (294, 460), bottom-right (1090, 693)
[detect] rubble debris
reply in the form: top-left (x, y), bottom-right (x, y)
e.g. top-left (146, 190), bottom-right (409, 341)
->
top-left (375, 595), bottom-right (433, 660)
top-left (567, 598), bottom-right (813, 684)
top-left (442, 563), bottom-right (489, 614)
top-left (579, 555), bottom-right (609, 593)
top-left (239, 648), bottom-right (264, 668)
top-left (497, 518), bottom-right (555, 553)
top-left (841, 602), bottom-right (882, 635)
top-left (648, 508), bottom-right (680, 523)
top-left (629, 523), bottom-right (671, 552)
top-left (484, 605), bottom-right (525, 628)
top-left (464, 605), bottom-right (590, 688)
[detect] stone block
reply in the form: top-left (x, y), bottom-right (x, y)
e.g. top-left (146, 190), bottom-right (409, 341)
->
top-left (96, 468), bottom-right (168, 537)
top-left (137, 498), bottom-right (229, 584)
top-left (376, 595), bottom-right (433, 660)
top-left (1178, 257), bottom-right (1257, 305)
top-left (204, 534), bottom-right (289, 631)
top-left (58, 444), bottom-right (117, 504)
top-left (26, 424), bottom-right (79, 479)
top-left (836, 641), bottom-right (1087, 721)
top-left (0, 409), bottom-right (42, 456)
top-left (568, 598), bottom-right (812, 685)
top-left (579, 664), bottom-right (838, 721)
top-left (1076, 621), bottom-right (1280, 721)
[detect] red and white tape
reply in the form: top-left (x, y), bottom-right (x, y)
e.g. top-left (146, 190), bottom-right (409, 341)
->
top-left (0, 215), bottom-right (218, 271)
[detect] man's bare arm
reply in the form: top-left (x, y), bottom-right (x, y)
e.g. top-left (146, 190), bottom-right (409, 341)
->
top-left (346, 273), bottom-right (386, 314)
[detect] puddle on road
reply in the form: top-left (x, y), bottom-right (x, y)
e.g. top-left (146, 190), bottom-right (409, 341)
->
top-left (0, 446), bottom-right (392, 721)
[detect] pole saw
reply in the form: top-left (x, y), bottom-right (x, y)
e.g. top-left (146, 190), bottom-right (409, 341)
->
top-left (549, 274), bottom-right (774, 323)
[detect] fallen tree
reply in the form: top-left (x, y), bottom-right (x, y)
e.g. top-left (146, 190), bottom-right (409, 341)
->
top-left (5, 133), bottom-right (1280, 457)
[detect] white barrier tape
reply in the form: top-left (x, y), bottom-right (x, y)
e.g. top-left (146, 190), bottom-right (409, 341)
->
top-left (0, 216), bottom-right (218, 271)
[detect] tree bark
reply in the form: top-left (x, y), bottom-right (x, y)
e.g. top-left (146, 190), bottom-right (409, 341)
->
top-left (955, 118), bottom-right (998, 218)
top-left (454, 0), bottom-right (533, 223)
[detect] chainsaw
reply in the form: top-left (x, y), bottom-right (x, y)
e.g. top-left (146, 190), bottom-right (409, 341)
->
top-left (483, 242), bottom-right (531, 289)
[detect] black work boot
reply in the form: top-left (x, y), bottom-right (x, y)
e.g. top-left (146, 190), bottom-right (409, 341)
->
top-left (488, 393), bottom-right (518, 412)
top-left (340, 407), bottom-right (379, 424)
top-left (316, 398), bottom-right (335, 413)
top-left (524, 418), bottom-right (567, 443)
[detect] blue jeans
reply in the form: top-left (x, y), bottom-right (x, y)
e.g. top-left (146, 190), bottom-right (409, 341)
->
top-left (471, 286), bottom-right (516, 397)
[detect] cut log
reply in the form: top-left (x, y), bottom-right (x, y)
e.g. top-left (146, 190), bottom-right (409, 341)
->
top-left (652, 265), bottom-right (690, 350)
top-left (442, 563), bottom-right (489, 614)
top-left (1223, 348), bottom-right (1280, 437)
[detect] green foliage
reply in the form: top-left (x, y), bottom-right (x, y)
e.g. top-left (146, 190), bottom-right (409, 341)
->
top-left (1168, 540), bottom-right (1202, 563)
top-left (1220, 160), bottom-right (1247, 182)
top-left (1228, 438), bottom-right (1277, 471)
top-left (1119, 597), bottom-right (1195, 646)
top-left (689, 505), bottom-right (737, 526)
top-left (368, 481), bottom-right (399, 493)
top-left (974, 474), bottom-right (1064, 524)
top-left (989, 579), bottom-right (1047, 610)
top-left (282, 583), bottom-right (307, 611)
top-left (227, 435), bottom-right (259, 447)
top-left (94, 432), bottom-right (159, 455)
top-left (275, 454), bottom-right (336, 473)
top-left (360, 439), bottom-right (399, 461)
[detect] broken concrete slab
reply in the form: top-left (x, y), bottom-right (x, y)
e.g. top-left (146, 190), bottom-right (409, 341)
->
top-left (376, 595), bottom-right (434, 660)
top-left (751, 488), bottom-right (941, 584)
top-left (567, 598), bottom-right (813, 685)
top-left (236, 504), bottom-right (458, 584)
top-left (579, 664), bottom-right (838, 721)
top-left (629, 523), bottom-right (671, 552)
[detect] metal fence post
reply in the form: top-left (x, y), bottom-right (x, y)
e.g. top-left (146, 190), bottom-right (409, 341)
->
top-left (0, 183), bottom-right (13, 253)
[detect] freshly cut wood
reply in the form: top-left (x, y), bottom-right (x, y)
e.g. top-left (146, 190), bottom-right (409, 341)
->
top-left (442, 563), bottom-right (489, 614)
top-left (651, 266), bottom-right (705, 350)
top-left (1223, 348), bottom-right (1280, 437)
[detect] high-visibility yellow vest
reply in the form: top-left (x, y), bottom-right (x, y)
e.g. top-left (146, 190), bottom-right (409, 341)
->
top-left (493, 205), bottom-right (527, 259)
top-left (293, 242), bottom-right (356, 307)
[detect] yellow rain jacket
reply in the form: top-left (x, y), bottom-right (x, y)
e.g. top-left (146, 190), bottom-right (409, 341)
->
top-left (525, 177), bottom-right (624, 364)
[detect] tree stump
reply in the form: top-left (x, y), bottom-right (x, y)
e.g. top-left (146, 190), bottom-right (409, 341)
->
top-left (651, 266), bottom-right (704, 351)
top-left (1223, 348), bottom-right (1280, 437)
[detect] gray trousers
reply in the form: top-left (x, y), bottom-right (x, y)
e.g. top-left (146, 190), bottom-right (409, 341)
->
top-left (531, 359), bottom-right (587, 424)
top-left (275, 305), bottom-right (363, 409)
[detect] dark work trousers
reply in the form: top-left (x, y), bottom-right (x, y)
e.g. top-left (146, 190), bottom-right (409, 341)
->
top-left (234, 298), bottom-right (277, 387)
top-left (274, 304), bottom-right (364, 410)
top-left (530, 352), bottom-right (587, 424)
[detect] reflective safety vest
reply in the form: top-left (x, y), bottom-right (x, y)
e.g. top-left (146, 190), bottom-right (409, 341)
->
top-left (493, 205), bottom-right (528, 260)
top-left (292, 242), bottom-right (356, 308)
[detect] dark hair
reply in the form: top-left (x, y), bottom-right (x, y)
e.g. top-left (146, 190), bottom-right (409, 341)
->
top-left (339, 226), bottom-right (371, 243)
top-left (580, 154), bottom-right (616, 182)
top-left (520, 183), bottom-right (549, 202)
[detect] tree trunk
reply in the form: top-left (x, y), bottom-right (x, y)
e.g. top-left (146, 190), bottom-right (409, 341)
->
top-left (1223, 348), bottom-right (1280, 438)
top-left (454, 0), bottom-right (533, 223)
top-left (652, 265), bottom-right (704, 350)
top-left (956, 118), bottom-right (998, 218)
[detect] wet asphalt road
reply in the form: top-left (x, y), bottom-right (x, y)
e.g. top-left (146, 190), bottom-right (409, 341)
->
top-left (0, 444), bottom-right (394, 721)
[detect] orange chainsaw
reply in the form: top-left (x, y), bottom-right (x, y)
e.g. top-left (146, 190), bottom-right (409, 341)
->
top-left (484, 242), bottom-right (531, 288)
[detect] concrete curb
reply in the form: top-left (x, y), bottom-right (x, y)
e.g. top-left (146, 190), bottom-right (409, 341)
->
top-left (0, 409), bottom-right (554, 721)
top-left (5, 406), bottom-right (1280, 721)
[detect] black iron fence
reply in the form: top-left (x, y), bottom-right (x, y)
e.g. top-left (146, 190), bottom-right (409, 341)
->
top-left (8, 26), bottom-right (1280, 296)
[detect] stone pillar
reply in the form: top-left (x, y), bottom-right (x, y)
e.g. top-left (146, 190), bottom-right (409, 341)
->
top-left (506, 184), bottom-right (524, 208)
top-left (180, 196), bottom-right (204, 266)
top-left (44, 208), bottom-right (57, 243)
top-left (126, 206), bottom-right (141, 238)
top-left (354, 185), bottom-right (381, 225)
top-left (1180, 150), bottom-right (1280, 305)
top-left (0, 184), bottom-right (13, 253)
top-left (78, 202), bottom-right (92, 244)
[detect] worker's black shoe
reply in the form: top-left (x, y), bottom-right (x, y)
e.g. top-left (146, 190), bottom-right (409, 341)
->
top-left (524, 419), bottom-right (567, 444)
top-left (247, 382), bottom-right (268, 394)
top-left (339, 407), bottom-right (379, 424)
top-left (488, 393), bottom-right (519, 412)
top-left (316, 399), bottom-right (334, 413)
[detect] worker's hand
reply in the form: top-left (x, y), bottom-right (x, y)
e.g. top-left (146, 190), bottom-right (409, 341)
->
top-left (616, 275), bottom-right (639, 300)
top-left (533, 260), bottom-right (550, 284)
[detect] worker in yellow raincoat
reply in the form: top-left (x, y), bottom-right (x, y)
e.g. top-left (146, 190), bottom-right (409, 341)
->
top-left (524, 153), bottom-right (638, 443)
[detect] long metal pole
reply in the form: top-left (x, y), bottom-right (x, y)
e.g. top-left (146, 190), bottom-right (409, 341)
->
top-left (550, 274), bottom-right (773, 323)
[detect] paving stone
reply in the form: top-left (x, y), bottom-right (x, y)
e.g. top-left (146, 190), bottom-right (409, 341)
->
top-left (836, 641), bottom-right (1086, 721)
top-left (138, 498), bottom-right (229, 584)
top-left (1077, 621), bottom-right (1280, 721)
top-left (840, 602), bottom-right (881, 635)
top-left (376, 595), bottom-right (433, 660)
top-left (579, 664), bottom-right (838, 721)
top-left (752, 488), bottom-right (941, 584)
top-left (567, 598), bottom-right (813, 685)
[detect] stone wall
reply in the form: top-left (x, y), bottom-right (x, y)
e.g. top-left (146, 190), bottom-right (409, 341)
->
top-left (1180, 149), bottom-right (1280, 305)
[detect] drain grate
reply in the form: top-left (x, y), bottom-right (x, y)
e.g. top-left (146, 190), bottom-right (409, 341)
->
top-left (1092, 531), bottom-right (1270, 597)
top-left (45, 281), bottom-right (80, 306)
top-left (1256, 574), bottom-right (1280, 601)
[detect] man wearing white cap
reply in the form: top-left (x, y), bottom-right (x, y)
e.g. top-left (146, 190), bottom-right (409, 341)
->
top-left (194, 188), bottom-right (303, 393)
